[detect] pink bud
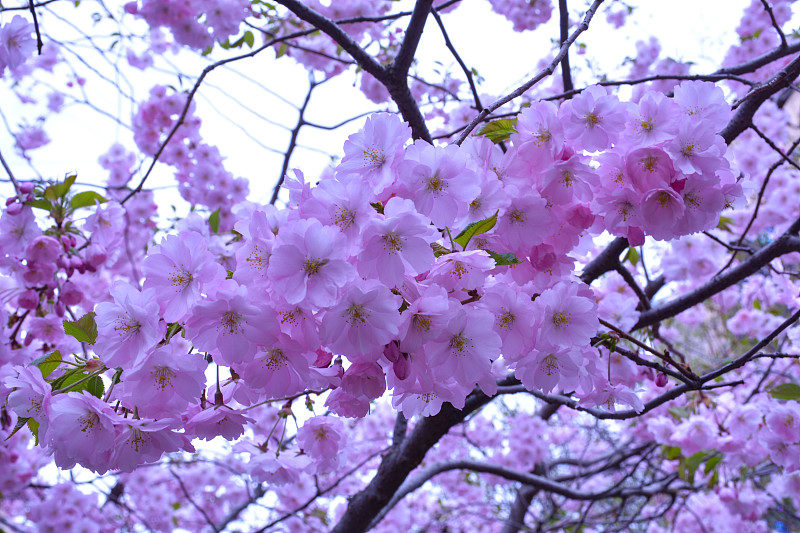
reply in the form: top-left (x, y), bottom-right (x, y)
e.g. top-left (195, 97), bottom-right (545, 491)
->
top-left (6, 202), bottom-right (22, 215)
top-left (85, 358), bottom-right (103, 371)
top-left (60, 235), bottom-right (71, 250)
top-left (313, 349), bottom-right (333, 368)
top-left (124, 1), bottom-right (138, 14)
top-left (19, 182), bottom-right (35, 194)
top-left (5, 197), bottom-right (16, 207)
top-left (60, 281), bottom-right (83, 306)
top-left (84, 244), bottom-right (108, 267)
top-left (383, 341), bottom-right (401, 363)
top-left (655, 372), bottom-right (668, 387)
top-left (18, 289), bottom-right (39, 310)
top-left (393, 354), bottom-right (411, 381)
top-left (54, 300), bottom-right (66, 317)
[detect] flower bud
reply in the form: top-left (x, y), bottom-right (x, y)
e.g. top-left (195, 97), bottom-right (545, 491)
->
top-left (19, 181), bottom-right (35, 194)
top-left (54, 300), bottom-right (66, 317)
top-left (6, 202), bottom-right (22, 215)
top-left (655, 372), bottom-right (668, 387)
top-left (18, 289), bottom-right (39, 310)
top-left (60, 281), bottom-right (83, 306)
top-left (84, 243), bottom-right (108, 267)
top-left (393, 354), bottom-right (411, 381)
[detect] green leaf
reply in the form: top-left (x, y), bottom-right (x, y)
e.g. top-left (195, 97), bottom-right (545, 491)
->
top-left (276, 42), bottom-right (288, 58)
top-left (663, 446), bottom-right (682, 461)
top-left (487, 250), bottom-right (521, 266)
top-left (430, 243), bottom-right (451, 257)
top-left (25, 199), bottom-right (52, 211)
top-left (717, 216), bottom-right (733, 232)
top-left (63, 312), bottom-right (98, 345)
top-left (70, 191), bottom-right (107, 210)
top-left (687, 451), bottom-right (709, 480)
top-left (770, 383), bottom-right (800, 401)
top-left (370, 202), bottom-right (384, 214)
top-left (454, 211), bottom-right (498, 250)
top-left (5, 416), bottom-right (30, 441)
top-left (208, 208), bottom-right (221, 234)
top-left (704, 454), bottom-right (722, 475)
top-left (86, 375), bottom-right (105, 399)
top-left (45, 174), bottom-right (77, 200)
top-left (625, 246), bottom-right (640, 267)
top-left (28, 418), bottom-right (40, 446)
top-left (668, 406), bottom-right (690, 420)
top-left (243, 30), bottom-right (254, 48)
top-left (475, 119), bottom-right (517, 144)
top-left (31, 350), bottom-right (62, 378)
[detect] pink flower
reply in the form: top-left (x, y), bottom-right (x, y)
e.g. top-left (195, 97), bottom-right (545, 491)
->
top-left (183, 280), bottom-right (266, 366)
top-left (357, 197), bottom-right (437, 288)
top-left (45, 392), bottom-right (120, 473)
top-left (25, 236), bottom-right (62, 264)
top-left (94, 282), bottom-right (164, 369)
top-left (580, 380), bottom-right (645, 413)
top-left (0, 16), bottom-right (36, 73)
top-left (401, 142), bottom-right (481, 228)
top-left (267, 218), bottom-right (354, 308)
top-left (341, 361), bottom-right (386, 400)
top-left (235, 333), bottom-right (312, 398)
top-left (186, 406), bottom-right (253, 441)
top-left (5, 365), bottom-right (52, 438)
top-left (513, 100), bottom-right (564, 164)
top-left (111, 418), bottom-right (194, 472)
top-left (426, 250), bottom-right (496, 293)
top-left (534, 281), bottom-right (598, 349)
top-left (672, 80), bottom-right (731, 132)
top-left (296, 417), bottom-right (345, 473)
top-left (337, 113), bottom-right (411, 198)
top-left (143, 231), bottom-right (226, 322)
top-left (0, 206), bottom-right (41, 258)
top-left (116, 344), bottom-right (207, 419)
top-left (560, 85), bottom-right (629, 151)
top-left (320, 280), bottom-right (402, 361)
top-left (425, 307), bottom-right (501, 387)
top-left (641, 187), bottom-right (685, 240)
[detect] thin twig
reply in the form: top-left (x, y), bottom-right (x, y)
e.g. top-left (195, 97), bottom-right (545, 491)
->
top-left (455, 0), bottom-right (605, 145)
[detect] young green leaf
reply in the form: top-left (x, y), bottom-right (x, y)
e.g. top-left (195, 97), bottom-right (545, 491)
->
top-left (475, 119), bottom-right (517, 144)
top-left (63, 312), bottom-right (98, 345)
top-left (70, 191), bottom-right (107, 210)
top-left (454, 211), bottom-right (498, 250)
top-left (770, 382), bottom-right (800, 401)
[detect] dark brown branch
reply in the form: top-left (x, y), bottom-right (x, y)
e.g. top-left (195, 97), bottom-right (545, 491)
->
top-left (758, 0), bottom-right (788, 49)
top-left (634, 220), bottom-right (800, 331)
top-left (333, 388), bottom-right (497, 533)
top-left (580, 236), bottom-right (629, 284)
top-left (558, 0), bottom-right (573, 93)
top-left (391, 0), bottom-right (433, 78)
top-left (430, 8), bottom-right (482, 113)
top-left (722, 54), bottom-right (800, 143)
top-left (28, 0), bottom-right (43, 54)
top-left (271, 75), bottom-right (317, 205)
top-left (275, 0), bottom-right (432, 142)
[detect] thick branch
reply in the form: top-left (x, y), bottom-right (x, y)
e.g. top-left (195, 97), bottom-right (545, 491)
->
top-left (721, 54), bottom-right (800, 144)
top-left (274, 0), bottom-right (386, 81)
top-left (633, 224), bottom-right (800, 331)
top-left (334, 390), bottom-right (495, 533)
top-left (391, 0), bottom-right (433, 78)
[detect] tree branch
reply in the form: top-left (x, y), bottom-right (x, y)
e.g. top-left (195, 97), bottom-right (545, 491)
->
top-left (634, 221), bottom-right (800, 331)
top-left (455, 0), bottom-right (605, 145)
